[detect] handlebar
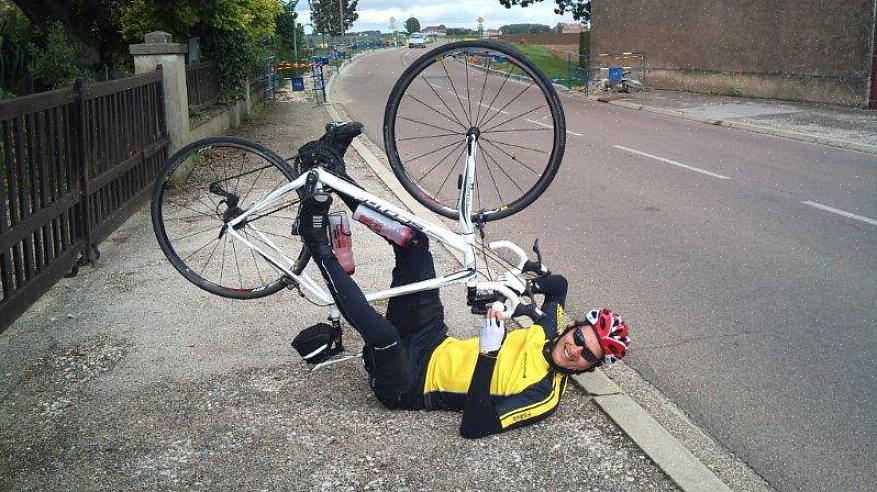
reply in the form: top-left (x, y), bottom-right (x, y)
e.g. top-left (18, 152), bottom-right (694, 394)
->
top-left (467, 238), bottom-right (552, 320)
top-left (488, 239), bottom-right (551, 277)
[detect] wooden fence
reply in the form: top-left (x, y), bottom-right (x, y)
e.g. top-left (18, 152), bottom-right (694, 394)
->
top-left (0, 69), bottom-right (168, 332)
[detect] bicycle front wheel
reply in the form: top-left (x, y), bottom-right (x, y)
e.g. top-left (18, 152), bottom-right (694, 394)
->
top-left (383, 40), bottom-right (566, 222)
top-left (151, 136), bottom-right (308, 299)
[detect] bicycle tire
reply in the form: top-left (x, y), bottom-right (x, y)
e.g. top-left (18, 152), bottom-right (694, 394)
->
top-left (383, 40), bottom-right (566, 222)
top-left (151, 136), bottom-right (309, 299)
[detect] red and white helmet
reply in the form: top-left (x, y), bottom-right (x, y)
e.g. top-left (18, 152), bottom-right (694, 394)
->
top-left (584, 308), bottom-right (630, 366)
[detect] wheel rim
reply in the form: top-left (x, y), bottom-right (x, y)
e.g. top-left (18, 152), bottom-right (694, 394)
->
top-left (155, 141), bottom-right (305, 298)
top-left (387, 43), bottom-right (564, 221)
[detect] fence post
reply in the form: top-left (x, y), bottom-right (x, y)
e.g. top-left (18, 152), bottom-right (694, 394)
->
top-left (130, 31), bottom-right (189, 152)
top-left (72, 78), bottom-right (96, 265)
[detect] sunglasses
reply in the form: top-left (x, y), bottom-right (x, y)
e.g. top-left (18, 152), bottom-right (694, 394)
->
top-left (571, 322), bottom-right (603, 366)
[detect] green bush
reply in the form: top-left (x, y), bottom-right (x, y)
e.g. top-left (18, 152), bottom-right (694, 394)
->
top-left (28, 22), bottom-right (86, 89)
top-left (205, 30), bottom-right (266, 103)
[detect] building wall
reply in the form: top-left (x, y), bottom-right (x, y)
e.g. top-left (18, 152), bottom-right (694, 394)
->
top-left (591, 0), bottom-right (877, 107)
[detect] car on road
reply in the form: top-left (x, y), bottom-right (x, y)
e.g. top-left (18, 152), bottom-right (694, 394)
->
top-left (408, 33), bottom-right (426, 48)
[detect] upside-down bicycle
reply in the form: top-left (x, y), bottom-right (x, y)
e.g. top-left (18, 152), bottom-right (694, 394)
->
top-left (151, 40), bottom-right (567, 367)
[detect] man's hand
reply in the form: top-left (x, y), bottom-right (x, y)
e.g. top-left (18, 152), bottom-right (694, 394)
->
top-left (479, 303), bottom-right (505, 354)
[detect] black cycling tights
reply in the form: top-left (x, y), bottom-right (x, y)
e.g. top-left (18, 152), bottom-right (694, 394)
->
top-left (311, 231), bottom-right (445, 407)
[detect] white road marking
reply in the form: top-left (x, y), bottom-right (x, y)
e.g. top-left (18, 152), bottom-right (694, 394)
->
top-left (476, 101), bottom-right (508, 115)
top-left (448, 90), bottom-right (468, 100)
top-left (802, 201), bottom-right (877, 226)
top-left (613, 145), bottom-right (730, 180)
top-left (525, 118), bottom-right (582, 137)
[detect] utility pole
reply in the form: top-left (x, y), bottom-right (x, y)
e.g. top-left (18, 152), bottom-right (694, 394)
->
top-left (338, 0), bottom-right (344, 37)
top-left (293, 19), bottom-right (298, 60)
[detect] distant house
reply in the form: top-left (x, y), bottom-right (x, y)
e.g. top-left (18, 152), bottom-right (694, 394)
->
top-left (559, 23), bottom-right (585, 33)
top-left (483, 28), bottom-right (502, 38)
top-left (422, 25), bottom-right (447, 37)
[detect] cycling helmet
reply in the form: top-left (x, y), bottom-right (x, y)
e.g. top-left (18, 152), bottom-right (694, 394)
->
top-left (583, 308), bottom-right (630, 366)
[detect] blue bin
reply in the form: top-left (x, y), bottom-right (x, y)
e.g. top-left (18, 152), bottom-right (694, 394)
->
top-left (320, 56), bottom-right (330, 65)
top-left (292, 76), bottom-right (305, 91)
top-left (608, 66), bottom-right (624, 82)
top-left (493, 55), bottom-right (507, 63)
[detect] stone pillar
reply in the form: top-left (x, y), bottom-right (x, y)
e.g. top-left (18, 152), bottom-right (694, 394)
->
top-left (130, 31), bottom-right (189, 152)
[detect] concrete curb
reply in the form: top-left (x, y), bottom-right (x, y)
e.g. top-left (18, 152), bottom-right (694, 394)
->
top-left (327, 55), bottom-right (731, 492)
top-left (604, 98), bottom-right (877, 156)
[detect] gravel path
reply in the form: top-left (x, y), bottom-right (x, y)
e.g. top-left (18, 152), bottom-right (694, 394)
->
top-left (0, 95), bottom-right (678, 491)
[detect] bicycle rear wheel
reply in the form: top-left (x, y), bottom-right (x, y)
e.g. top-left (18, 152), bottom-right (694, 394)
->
top-left (383, 40), bottom-right (566, 222)
top-left (151, 136), bottom-right (308, 299)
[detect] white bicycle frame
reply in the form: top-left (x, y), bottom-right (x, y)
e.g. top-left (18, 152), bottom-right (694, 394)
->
top-left (224, 133), bottom-right (528, 320)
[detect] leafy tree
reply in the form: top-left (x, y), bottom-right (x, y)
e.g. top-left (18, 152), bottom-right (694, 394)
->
top-left (497, 0), bottom-right (591, 22)
top-left (446, 27), bottom-right (476, 37)
top-left (498, 23), bottom-right (551, 34)
top-left (276, 0), bottom-right (304, 59)
top-left (27, 21), bottom-right (86, 89)
top-left (309, 0), bottom-right (358, 35)
top-left (1, 0), bottom-right (38, 94)
top-left (404, 17), bottom-right (420, 34)
top-left (388, 16), bottom-right (397, 33)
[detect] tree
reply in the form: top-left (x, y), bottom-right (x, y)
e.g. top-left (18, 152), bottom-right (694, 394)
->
top-left (309, 0), bottom-right (359, 35)
top-left (446, 27), bottom-right (476, 37)
top-left (388, 16), bottom-right (397, 33)
top-left (476, 16), bottom-right (484, 37)
top-left (276, 0), bottom-right (304, 59)
top-left (498, 23), bottom-right (551, 34)
top-left (497, 0), bottom-right (591, 22)
top-left (27, 21), bottom-right (85, 89)
top-left (404, 17), bottom-right (420, 34)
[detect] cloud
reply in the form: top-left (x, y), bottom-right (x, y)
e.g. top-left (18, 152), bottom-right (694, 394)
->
top-left (296, 0), bottom-right (578, 32)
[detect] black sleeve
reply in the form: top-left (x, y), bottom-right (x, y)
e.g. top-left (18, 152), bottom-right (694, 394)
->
top-left (533, 274), bottom-right (568, 307)
top-left (459, 353), bottom-right (502, 439)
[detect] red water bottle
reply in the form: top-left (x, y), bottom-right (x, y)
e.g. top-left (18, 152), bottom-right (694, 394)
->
top-left (329, 212), bottom-right (355, 274)
top-left (352, 205), bottom-right (413, 247)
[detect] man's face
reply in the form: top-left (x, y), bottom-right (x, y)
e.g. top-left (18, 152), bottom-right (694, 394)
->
top-left (551, 324), bottom-right (604, 371)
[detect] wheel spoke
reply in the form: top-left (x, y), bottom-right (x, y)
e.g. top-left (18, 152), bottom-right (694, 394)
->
top-left (482, 104), bottom-right (546, 134)
top-left (465, 55), bottom-right (473, 125)
top-left (170, 225), bottom-right (221, 242)
top-left (397, 132), bottom-right (461, 142)
top-left (406, 90), bottom-right (467, 131)
top-left (479, 145), bottom-right (505, 202)
top-left (481, 137), bottom-right (549, 155)
top-left (440, 57), bottom-right (472, 125)
top-left (478, 82), bottom-right (535, 130)
top-left (481, 127), bottom-right (553, 134)
top-left (481, 138), bottom-right (543, 175)
top-left (405, 139), bottom-right (465, 163)
top-left (473, 56), bottom-right (492, 126)
top-left (398, 115), bottom-right (461, 135)
top-left (435, 145), bottom-right (468, 197)
top-left (231, 236), bottom-right (243, 289)
top-left (476, 63), bottom-right (513, 128)
top-left (243, 230), bottom-right (268, 285)
top-left (481, 145), bottom-right (525, 193)
top-left (418, 141), bottom-right (465, 181)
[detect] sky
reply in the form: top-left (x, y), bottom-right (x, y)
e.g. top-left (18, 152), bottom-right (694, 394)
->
top-left (295, 0), bottom-right (580, 33)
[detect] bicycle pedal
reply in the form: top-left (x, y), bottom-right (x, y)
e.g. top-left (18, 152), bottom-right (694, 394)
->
top-left (310, 351), bottom-right (362, 372)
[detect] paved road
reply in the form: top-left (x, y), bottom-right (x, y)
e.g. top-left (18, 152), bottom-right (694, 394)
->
top-left (333, 47), bottom-right (877, 492)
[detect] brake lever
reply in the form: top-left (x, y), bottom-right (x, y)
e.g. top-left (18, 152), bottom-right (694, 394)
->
top-left (522, 238), bottom-right (551, 276)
